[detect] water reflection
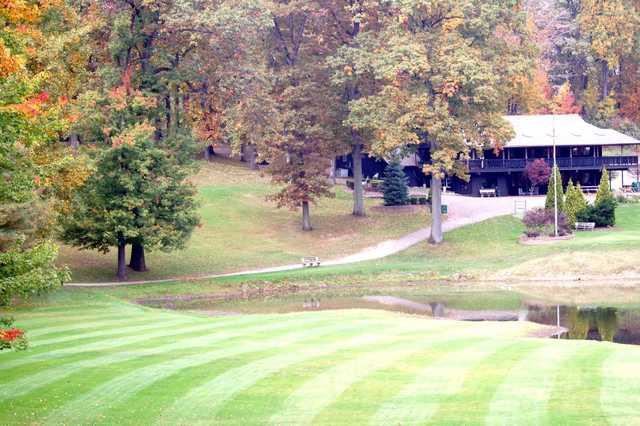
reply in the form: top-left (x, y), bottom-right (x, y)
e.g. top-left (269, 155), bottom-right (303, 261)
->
top-left (136, 289), bottom-right (640, 346)
top-left (527, 305), bottom-right (631, 344)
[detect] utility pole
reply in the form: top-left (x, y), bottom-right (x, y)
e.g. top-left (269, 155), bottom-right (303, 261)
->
top-left (553, 117), bottom-right (558, 237)
top-left (556, 304), bottom-right (561, 339)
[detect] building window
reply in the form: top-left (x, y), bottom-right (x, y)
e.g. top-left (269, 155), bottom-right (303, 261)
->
top-left (571, 146), bottom-right (592, 157)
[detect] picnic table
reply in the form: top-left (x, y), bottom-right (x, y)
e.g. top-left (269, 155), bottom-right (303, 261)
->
top-left (479, 188), bottom-right (497, 197)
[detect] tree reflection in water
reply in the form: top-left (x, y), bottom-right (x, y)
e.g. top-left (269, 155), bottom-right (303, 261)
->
top-left (565, 306), bottom-right (618, 342)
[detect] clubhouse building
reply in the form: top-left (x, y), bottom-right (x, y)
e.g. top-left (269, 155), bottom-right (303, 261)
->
top-left (335, 114), bottom-right (640, 196)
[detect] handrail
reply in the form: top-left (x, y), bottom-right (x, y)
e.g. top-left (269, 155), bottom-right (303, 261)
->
top-left (466, 156), bottom-right (638, 171)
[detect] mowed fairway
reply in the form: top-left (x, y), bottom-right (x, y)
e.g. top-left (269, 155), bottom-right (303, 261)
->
top-left (2, 297), bottom-right (640, 425)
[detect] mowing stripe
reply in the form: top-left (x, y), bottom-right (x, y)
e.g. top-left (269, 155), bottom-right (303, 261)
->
top-left (156, 322), bottom-right (459, 425)
top-left (23, 313), bottom-right (178, 338)
top-left (0, 311), bottom-right (298, 369)
top-left (25, 310), bottom-right (263, 346)
top-left (268, 326), bottom-right (477, 426)
top-left (10, 302), bottom-right (140, 314)
top-left (0, 321), bottom-right (230, 370)
top-left (426, 340), bottom-right (539, 424)
top-left (12, 307), bottom-right (147, 324)
top-left (485, 341), bottom-right (579, 425)
top-left (0, 317), bottom-right (198, 367)
top-left (43, 319), bottom-right (385, 425)
top-left (29, 317), bottom-right (187, 348)
top-left (548, 344), bottom-right (614, 425)
top-left (370, 339), bottom-right (515, 426)
top-left (311, 337), bottom-right (482, 426)
top-left (0, 314), bottom-right (335, 401)
top-left (600, 348), bottom-right (640, 425)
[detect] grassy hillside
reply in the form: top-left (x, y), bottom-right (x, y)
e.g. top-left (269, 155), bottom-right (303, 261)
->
top-left (57, 158), bottom-right (429, 282)
top-left (1, 293), bottom-right (639, 425)
top-left (93, 202), bottom-right (640, 301)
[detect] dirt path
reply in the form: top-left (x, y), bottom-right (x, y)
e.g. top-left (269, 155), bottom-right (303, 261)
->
top-left (65, 195), bottom-right (545, 287)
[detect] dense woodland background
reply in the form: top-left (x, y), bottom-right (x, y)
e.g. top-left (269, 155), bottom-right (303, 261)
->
top-left (1, 0), bottom-right (640, 288)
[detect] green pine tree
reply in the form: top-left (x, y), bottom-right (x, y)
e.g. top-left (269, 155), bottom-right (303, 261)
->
top-left (595, 169), bottom-right (614, 205)
top-left (381, 161), bottom-right (409, 206)
top-left (565, 179), bottom-right (588, 228)
top-left (587, 169), bottom-right (617, 227)
top-left (545, 165), bottom-right (565, 213)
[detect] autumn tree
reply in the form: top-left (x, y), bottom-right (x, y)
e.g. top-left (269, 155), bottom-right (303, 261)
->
top-left (244, 1), bottom-right (343, 231)
top-left (161, 0), bottom-right (273, 165)
top-left (345, 0), bottom-right (526, 243)
top-left (524, 158), bottom-right (551, 189)
top-left (62, 0), bottom-right (231, 270)
top-left (546, 0), bottom-right (640, 136)
top-left (325, 0), bottom-right (382, 216)
top-left (552, 81), bottom-right (581, 114)
top-left (578, 0), bottom-right (639, 101)
top-left (0, 0), bottom-right (70, 304)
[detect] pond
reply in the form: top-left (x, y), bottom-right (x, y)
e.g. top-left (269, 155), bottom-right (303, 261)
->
top-left (137, 286), bottom-right (640, 346)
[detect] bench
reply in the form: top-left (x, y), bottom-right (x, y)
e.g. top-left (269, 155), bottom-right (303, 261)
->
top-left (302, 256), bottom-right (321, 267)
top-left (581, 185), bottom-right (599, 193)
top-left (479, 188), bottom-right (496, 197)
top-left (575, 222), bottom-right (595, 231)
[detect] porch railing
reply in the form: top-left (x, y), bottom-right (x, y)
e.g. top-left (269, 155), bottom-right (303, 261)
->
top-left (466, 156), bottom-right (638, 172)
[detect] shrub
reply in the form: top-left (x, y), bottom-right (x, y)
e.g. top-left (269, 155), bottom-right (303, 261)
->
top-left (575, 170), bottom-right (617, 227)
top-left (616, 194), bottom-right (628, 203)
top-left (522, 207), bottom-right (570, 237)
top-left (576, 197), bottom-right (617, 227)
top-left (565, 180), bottom-right (588, 228)
top-left (381, 161), bottom-right (409, 206)
top-left (0, 241), bottom-right (68, 306)
top-left (0, 317), bottom-right (27, 351)
top-left (545, 165), bottom-right (565, 213)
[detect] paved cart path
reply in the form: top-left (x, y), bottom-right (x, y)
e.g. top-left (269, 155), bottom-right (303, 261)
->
top-left (66, 195), bottom-right (544, 287)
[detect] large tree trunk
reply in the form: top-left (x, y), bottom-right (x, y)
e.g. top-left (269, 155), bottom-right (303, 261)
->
top-left (428, 175), bottom-right (443, 244)
top-left (302, 201), bottom-right (312, 231)
top-left (600, 60), bottom-right (609, 101)
top-left (168, 84), bottom-right (178, 138)
top-left (329, 157), bottom-right (336, 185)
top-left (117, 242), bottom-right (127, 281)
top-left (352, 143), bottom-right (365, 217)
top-left (129, 242), bottom-right (147, 272)
top-left (69, 133), bottom-right (80, 154)
top-left (248, 144), bottom-right (258, 170)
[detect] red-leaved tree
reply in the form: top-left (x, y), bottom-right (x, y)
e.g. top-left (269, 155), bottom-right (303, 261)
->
top-left (525, 159), bottom-right (552, 187)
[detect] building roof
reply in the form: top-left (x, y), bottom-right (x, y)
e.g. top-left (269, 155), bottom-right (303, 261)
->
top-left (503, 114), bottom-right (640, 148)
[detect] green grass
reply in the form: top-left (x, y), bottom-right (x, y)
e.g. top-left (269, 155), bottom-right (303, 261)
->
top-left (87, 202), bottom-right (640, 303)
top-left (2, 294), bottom-right (640, 425)
top-left (57, 158), bottom-right (429, 282)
